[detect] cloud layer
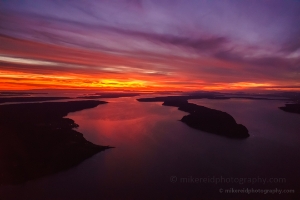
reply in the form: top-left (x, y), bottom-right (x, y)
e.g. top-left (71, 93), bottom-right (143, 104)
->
top-left (0, 0), bottom-right (300, 91)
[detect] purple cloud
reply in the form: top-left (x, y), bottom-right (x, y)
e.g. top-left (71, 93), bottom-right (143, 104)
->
top-left (1, 0), bottom-right (300, 88)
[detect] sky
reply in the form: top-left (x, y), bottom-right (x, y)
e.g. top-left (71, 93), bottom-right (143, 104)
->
top-left (0, 0), bottom-right (300, 91)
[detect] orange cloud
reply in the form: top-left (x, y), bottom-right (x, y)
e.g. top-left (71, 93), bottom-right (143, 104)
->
top-left (1, 35), bottom-right (299, 92)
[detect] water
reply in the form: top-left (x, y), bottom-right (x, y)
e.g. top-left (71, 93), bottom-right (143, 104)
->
top-left (0, 97), bottom-right (299, 199)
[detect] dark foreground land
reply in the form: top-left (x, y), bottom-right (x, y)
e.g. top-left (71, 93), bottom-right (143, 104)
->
top-left (138, 97), bottom-right (249, 138)
top-left (0, 100), bottom-right (111, 185)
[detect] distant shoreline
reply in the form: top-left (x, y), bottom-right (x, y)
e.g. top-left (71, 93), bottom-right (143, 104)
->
top-left (0, 97), bottom-right (71, 104)
top-left (0, 92), bottom-right (141, 104)
top-left (137, 95), bottom-right (289, 102)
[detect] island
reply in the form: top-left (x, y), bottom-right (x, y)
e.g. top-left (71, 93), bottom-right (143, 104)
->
top-left (138, 97), bottom-right (249, 138)
top-left (279, 103), bottom-right (300, 114)
top-left (0, 100), bottom-right (112, 185)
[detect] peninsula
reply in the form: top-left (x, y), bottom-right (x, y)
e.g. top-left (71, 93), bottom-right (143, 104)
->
top-left (0, 100), bottom-right (111, 185)
top-left (138, 97), bottom-right (249, 138)
top-left (279, 103), bottom-right (300, 114)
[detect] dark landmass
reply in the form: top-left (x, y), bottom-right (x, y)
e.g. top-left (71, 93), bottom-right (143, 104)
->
top-left (163, 99), bottom-right (249, 138)
top-left (77, 92), bottom-right (140, 99)
top-left (138, 96), bottom-right (249, 138)
top-left (279, 103), bottom-right (300, 114)
top-left (0, 97), bottom-right (71, 104)
top-left (0, 100), bottom-right (111, 185)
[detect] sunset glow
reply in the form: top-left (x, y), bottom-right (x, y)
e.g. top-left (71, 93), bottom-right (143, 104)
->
top-left (0, 0), bottom-right (300, 92)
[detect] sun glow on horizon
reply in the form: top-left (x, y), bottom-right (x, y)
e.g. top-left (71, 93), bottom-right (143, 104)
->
top-left (1, 68), bottom-right (294, 91)
top-left (1, 35), bottom-right (299, 92)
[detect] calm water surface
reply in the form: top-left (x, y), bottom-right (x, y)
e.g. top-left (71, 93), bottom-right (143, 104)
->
top-left (0, 97), bottom-right (299, 199)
